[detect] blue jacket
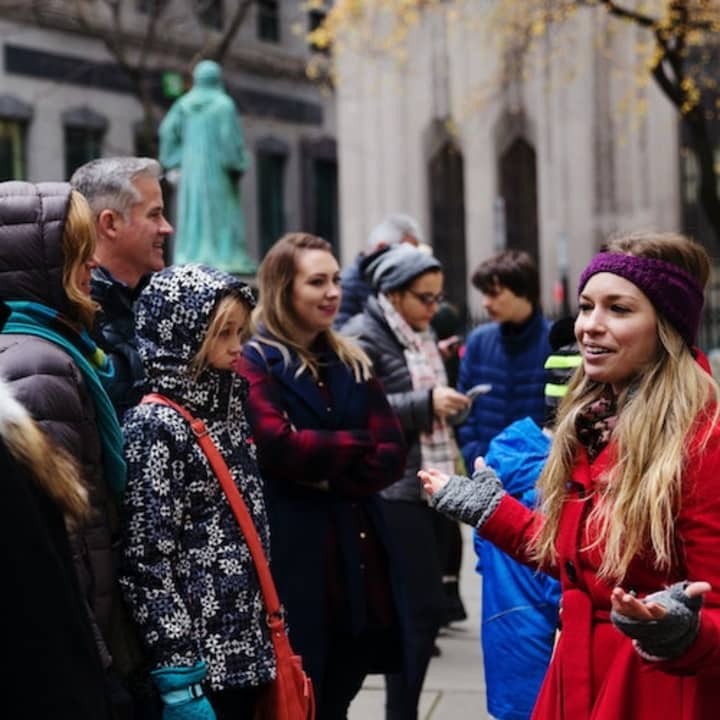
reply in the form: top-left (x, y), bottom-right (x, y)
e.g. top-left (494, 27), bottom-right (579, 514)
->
top-left (476, 417), bottom-right (560, 720)
top-left (239, 337), bottom-right (407, 684)
top-left (457, 309), bottom-right (551, 470)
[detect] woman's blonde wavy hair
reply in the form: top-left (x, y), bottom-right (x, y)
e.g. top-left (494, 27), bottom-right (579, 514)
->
top-left (251, 232), bottom-right (372, 382)
top-left (532, 231), bottom-right (720, 581)
top-left (62, 190), bottom-right (99, 329)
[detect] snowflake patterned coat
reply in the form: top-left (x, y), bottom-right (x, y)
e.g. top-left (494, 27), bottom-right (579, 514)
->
top-left (119, 264), bottom-right (275, 691)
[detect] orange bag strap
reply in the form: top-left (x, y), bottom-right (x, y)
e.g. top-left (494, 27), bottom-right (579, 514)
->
top-left (141, 392), bottom-right (284, 623)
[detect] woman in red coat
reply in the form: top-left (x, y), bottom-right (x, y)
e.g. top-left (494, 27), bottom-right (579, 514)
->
top-left (420, 231), bottom-right (720, 719)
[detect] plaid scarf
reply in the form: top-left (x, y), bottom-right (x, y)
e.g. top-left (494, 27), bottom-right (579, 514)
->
top-left (378, 293), bottom-right (456, 476)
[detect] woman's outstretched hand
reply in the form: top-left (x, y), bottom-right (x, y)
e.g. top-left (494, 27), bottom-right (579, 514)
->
top-left (418, 468), bottom-right (449, 496)
top-left (610, 580), bottom-right (711, 660)
top-left (419, 456), bottom-right (489, 497)
top-left (610, 581), bottom-right (711, 621)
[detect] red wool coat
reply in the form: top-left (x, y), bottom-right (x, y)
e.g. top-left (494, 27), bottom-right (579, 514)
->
top-left (481, 417), bottom-right (720, 719)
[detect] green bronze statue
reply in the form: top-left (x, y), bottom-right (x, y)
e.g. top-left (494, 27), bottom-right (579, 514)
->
top-left (159, 60), bottom-right (256, 273)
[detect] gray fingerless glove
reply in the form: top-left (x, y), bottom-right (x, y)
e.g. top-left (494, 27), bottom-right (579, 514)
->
top-left (610, 581), bottom-right (704, 660)
top-left (429, 467), bottom-right (505, 529)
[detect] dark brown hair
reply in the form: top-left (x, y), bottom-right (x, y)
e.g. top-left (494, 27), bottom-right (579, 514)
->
top-left (471, 249), bottom-right (539, 305)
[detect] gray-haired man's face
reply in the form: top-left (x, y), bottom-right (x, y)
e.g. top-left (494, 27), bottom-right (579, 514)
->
top-left (116, 175), bottom-right (173, 281)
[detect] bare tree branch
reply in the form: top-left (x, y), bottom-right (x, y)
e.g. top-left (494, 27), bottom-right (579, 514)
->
top-left (210, 0), bottom-right (256, 61)
top-left (577, 0), bottom-right (657, 28)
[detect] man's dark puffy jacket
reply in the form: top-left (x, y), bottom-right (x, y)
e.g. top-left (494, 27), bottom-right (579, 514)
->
top-left (341, 294), bottom-right (434, 501)
top-left (91, 267), bottom-right (147, 421)
top-left (335, 252), bottom-right (372, 329)
top-left (335, 245), bottom-right (394, 329)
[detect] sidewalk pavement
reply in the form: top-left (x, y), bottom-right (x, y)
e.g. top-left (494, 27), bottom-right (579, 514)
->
top-left (349, 524), bottom-right (491, 719)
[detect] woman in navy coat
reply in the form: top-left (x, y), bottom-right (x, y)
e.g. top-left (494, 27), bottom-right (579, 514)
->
top-left (237, 233), bottom-right (407, 720)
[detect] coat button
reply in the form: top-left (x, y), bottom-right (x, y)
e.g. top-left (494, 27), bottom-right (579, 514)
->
top-left (565, 560), bottom-right (577, 583)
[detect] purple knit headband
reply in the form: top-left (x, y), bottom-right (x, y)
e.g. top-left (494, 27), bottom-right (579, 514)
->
top-left (577, 253), bottom-right (705, 346)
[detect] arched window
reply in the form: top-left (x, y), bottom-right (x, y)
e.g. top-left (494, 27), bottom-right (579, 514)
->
top-left (428, 124), bottom-right (467, 318)
top-left (499, 137), bottom-right (538, 261)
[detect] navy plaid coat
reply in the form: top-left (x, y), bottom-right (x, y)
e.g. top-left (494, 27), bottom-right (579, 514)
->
top-left (237, 334), bottom-right (407, 684)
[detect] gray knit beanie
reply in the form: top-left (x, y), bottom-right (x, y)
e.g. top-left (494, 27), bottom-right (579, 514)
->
top-left (365, 243), bottom-right (442, 293)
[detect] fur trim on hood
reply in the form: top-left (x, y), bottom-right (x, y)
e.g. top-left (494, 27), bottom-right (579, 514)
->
top-left (0, 377), bottom-right (88, 521)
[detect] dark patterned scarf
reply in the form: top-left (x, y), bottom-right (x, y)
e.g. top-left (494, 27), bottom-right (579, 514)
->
top-left (576, 388), bottom-right (617, 462)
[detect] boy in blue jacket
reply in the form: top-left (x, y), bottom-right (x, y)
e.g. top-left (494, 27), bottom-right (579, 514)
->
top-left (476, 318), bottom-right (579, 720)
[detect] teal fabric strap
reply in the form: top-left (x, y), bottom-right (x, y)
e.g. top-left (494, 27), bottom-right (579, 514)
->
top-left (161, 683), bottom-right (205, 706)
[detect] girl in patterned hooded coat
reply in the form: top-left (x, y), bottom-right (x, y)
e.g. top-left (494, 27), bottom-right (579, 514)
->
top-left (119, 263), bottom-right (274, 720)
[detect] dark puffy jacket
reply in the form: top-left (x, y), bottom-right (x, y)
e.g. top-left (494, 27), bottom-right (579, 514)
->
top-left (120, 264), bottom-right (275, 690)
top-left (335, 245), bottom-right (394, 329)
top-left (342, 294), bottom-right (434, 501)
top-left (456, 309), bottom-right (552, 469)
top-left (0, 181), bottom-right (118, 668)
top-left (0, 374), bottom-right (112, 719)
top-left (91, 266), bottom-right (147, 421)
top-left (335, 252), bottom-right (372, 329)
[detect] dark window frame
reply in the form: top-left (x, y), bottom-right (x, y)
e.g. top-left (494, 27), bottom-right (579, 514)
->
top-left (308, 8), bottom-right (329, 54)
top-left (256, 138), bottom-right (289, 256)
top-left (195, 0), bottom-right (224, 30)
top-left (258, 0), bottom-right (280, 43)
top-left (136, 0), bottom-right (168, 13)
top-left (62, 106), bottom-right (108, 180)
top-left (0, 95), bottom-right (32, 181)
top-left (0, 120), bottom-right (27, 181)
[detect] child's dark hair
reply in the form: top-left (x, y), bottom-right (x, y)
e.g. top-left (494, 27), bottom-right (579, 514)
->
top-left (471, 250), bottom-right (539, 305)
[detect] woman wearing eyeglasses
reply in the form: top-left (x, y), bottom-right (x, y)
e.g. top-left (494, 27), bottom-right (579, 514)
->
top-left (342, 243), bottom-right (469, 720)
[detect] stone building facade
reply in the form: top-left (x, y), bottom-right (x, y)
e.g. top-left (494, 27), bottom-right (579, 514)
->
top-left (0, 1), bottom-right (338, 264)
top-left (334, 6), bottom-right (683, 320)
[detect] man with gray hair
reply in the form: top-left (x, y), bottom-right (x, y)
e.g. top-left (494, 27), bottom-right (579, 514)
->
top-left (71, 157), bottom-right (173, 419)
top-left (334, 212), bottom-right (421, 328)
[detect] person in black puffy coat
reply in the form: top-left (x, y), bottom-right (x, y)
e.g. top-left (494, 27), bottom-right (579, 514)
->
top-left (0, 181), bottom-right (134, 718)
top-left (0, 296), bottom-right (112, 720)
